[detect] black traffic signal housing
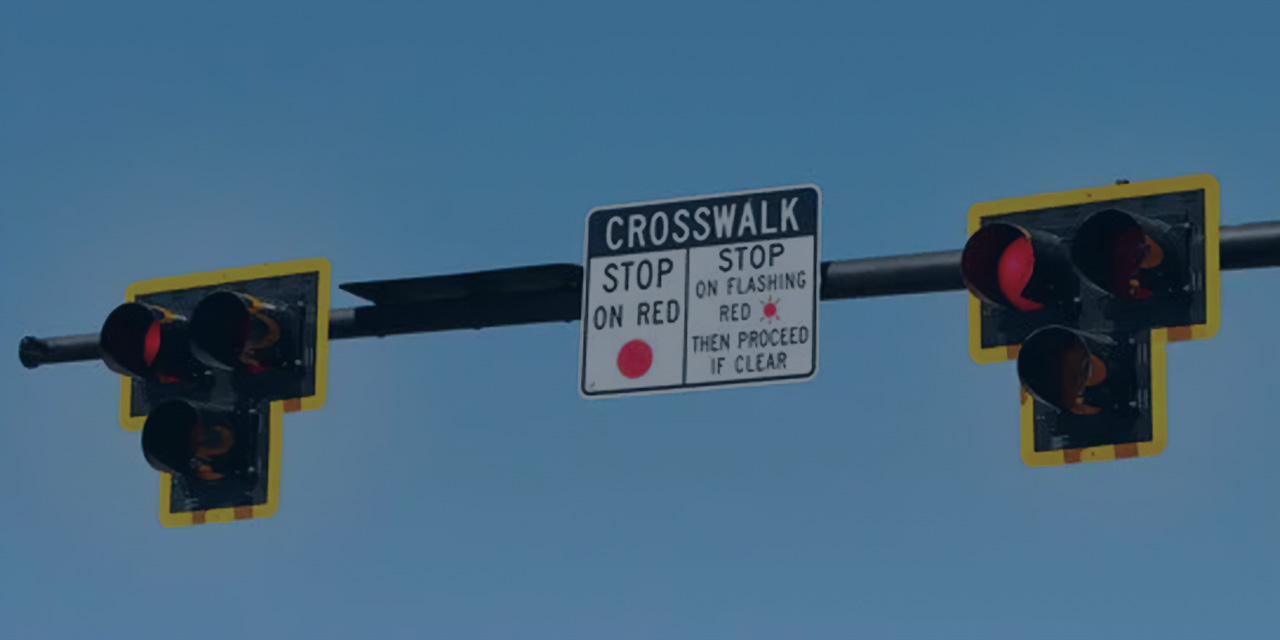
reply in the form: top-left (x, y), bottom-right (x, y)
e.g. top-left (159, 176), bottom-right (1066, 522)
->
top-left (962, 176), bottom-right (1220, 467)
top-left (99, 259), bottom-right (330, 526)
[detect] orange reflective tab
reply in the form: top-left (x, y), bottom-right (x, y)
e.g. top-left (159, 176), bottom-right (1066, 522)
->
top-left (1114, 443), bottom-right (1140, 459)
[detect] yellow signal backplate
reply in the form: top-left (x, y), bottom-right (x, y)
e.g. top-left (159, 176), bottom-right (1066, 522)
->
top-left (158, 400), bottom-right (285, 528)
top-left (964, 175), bottom-right (1219, 468)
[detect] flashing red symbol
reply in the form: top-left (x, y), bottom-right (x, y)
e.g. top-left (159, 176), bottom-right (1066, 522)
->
top-left (760, 296), bottom-right (780, 324)
top-left (617, 339), bottom-right (653, 379)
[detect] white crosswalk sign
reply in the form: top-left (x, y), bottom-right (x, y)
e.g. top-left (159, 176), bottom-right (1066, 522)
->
top-left (579, 185), bottom-right (820, 398)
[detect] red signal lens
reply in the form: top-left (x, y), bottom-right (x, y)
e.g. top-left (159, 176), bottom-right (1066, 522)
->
top-left (1111, 225), bottom-right (1157, 300)
top-left (143, 320), bottom-right (162, 367)
top-left (997, 236), bottom-right (1045, 312)
top-left (962, 223), bottom-right (1067, 312)
top-left (190, 292), bottom-right (253, 371)
top-left (1073, 209), bottom-right (1165, 301)
top-left (101, 303), bottom-right (194, 380)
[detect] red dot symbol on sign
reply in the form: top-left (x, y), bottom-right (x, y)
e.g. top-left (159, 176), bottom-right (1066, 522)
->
top-left (760, 296), bottom-right (780, 324)
top-left (617, 339), bottom-right (653, 379)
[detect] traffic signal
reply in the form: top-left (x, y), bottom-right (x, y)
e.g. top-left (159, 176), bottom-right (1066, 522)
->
top-left (962, 175), bottom-right (1219, 466)
top-left (98, 258), bottom-right (331, 526)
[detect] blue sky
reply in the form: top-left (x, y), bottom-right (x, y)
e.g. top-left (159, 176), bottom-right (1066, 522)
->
top-left (1, 2), bottom-right (1277, 638)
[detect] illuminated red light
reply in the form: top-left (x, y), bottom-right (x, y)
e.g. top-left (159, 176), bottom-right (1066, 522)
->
top-left (100, 302), bottom-right (196, 381)
top-left (143, 320), bottom-right (162, 367)
top-left (997, 237), bottom-right (1045, 312)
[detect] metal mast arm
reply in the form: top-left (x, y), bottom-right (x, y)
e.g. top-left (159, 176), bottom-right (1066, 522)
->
top-left (19, 222), bottom-right (1280, 369)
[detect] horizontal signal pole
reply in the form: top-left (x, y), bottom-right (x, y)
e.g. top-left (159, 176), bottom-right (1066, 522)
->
top-left (18, 221), bottom-right (1280, 370)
